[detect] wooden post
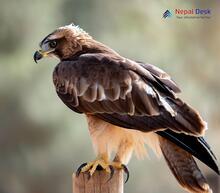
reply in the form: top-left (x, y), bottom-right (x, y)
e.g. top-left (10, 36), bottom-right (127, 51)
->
top-left (73, 169), bottom-right (124, 193)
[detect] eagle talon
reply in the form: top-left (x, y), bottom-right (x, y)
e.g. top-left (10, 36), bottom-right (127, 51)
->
top-left (76, 162), bottom-right (88, 177)
top-left (106, 165), bottom-right (115, 182)
top-left (76, 157), bottom-right (112, 177)
top-left (75, 158), bottom-right (129, 183)
top-left (121, 164), bottom-right (130, 183)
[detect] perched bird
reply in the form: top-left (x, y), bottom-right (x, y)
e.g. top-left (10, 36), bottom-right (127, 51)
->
top-left (34, 24), bottom-right (219, 193)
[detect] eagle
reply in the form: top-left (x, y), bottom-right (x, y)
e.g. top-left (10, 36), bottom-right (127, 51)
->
top-left (34, 24), bottom-right (219, 193)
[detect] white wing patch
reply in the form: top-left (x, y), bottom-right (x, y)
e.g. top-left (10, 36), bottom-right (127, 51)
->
top-left (158, 95), bottom-right (176, 117)
top-left (145, 84), bottom-right (157, 98)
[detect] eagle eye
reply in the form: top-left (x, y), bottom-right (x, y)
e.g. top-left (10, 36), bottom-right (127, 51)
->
top-left (49, 40), bottom-right (57, 48)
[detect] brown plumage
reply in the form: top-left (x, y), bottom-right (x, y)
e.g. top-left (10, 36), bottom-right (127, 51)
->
top-left (34, 24), bottom-right (219, 193)
top-left (159, 137), bottom-right (212, 193)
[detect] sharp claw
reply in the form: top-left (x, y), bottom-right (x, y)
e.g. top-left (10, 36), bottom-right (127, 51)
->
top-left (76, 161), bottom-right (127, 183)
top-left (76, 162), bottom-right (87, 177)
top-left (122, 164), bottom-right (129, 183)
top-left (106, 165), bottom-right (115, 182)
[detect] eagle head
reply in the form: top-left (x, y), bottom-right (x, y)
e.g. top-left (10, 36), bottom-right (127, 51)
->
top-left (34, 24), bottom-right (92, 62)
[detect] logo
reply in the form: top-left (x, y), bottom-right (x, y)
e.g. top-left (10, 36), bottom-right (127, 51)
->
top-left (163, 10), bottom-right (172, 18)
top-left (163, 8), bottom-right (211, 19)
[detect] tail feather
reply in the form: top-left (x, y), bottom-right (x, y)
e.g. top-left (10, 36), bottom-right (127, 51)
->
top-left (157, 130), bottom-right (219, 175)
top-left (159, 136), bottom-right (213, 193)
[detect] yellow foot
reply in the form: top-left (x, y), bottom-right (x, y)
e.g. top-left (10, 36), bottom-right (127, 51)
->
top-left (82, 158), bottom-right (112, 176)
top-left (76, 160), bottom-right (129, 183)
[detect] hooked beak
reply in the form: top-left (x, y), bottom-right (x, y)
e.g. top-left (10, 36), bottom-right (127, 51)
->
top-left (33, 50), bottom-right (43, 63)
top-left (33, 49), bottom-right (54, 63)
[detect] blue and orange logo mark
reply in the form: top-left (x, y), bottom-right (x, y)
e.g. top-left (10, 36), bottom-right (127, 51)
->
top-left (163, 10), bottom-right (172, 18)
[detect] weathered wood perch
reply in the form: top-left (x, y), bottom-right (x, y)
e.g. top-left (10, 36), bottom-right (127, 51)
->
top-left (73, 169), bottom-right (124, 193)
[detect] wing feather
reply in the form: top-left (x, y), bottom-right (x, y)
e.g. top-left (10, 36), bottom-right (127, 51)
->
top-left (53, 53), bottom-right (207, 136)
top-left (138, 61), bottom-right (181, 94)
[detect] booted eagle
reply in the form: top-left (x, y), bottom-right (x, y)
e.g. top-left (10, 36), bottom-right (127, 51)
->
top-left (34, 24), bottom-right (219, 193)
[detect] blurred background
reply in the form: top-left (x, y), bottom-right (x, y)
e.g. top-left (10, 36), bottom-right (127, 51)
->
top-left (0, 0), bottom-right (219, 192)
